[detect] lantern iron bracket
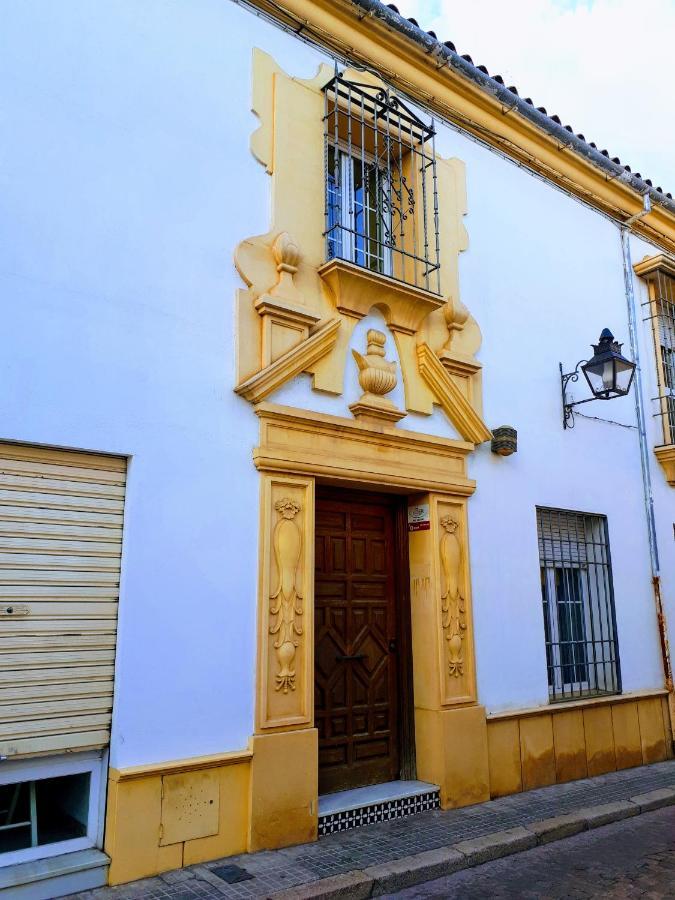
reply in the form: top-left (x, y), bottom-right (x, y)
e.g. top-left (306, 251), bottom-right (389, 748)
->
top-left (560, 360), bottom-right (594, 429)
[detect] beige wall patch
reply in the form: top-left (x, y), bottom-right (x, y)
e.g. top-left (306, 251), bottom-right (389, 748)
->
top-left (160, 770), bottom-right (220, 846)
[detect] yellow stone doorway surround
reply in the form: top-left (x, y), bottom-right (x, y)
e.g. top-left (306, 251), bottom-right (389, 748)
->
top-left (103, 403), bottom-right (491, 884)
top-left (248, 401), bottom-right (488, 852)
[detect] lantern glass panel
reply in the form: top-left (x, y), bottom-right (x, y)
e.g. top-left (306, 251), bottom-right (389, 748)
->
top-left (614, 358), bottom-right (635, 394)
top-left (584, 360), bottom-right (616, 396)
top-left (582, 354), bottom-right (635, 399)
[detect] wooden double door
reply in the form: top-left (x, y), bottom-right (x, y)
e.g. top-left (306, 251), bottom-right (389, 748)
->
top-left (314, 488), bottom-right (414, 795)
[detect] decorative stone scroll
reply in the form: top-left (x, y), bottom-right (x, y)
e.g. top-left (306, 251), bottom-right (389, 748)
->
top-left (442, 296), bottom-right (469, 351)
top-left (256, 475), bottom-right (314, 731)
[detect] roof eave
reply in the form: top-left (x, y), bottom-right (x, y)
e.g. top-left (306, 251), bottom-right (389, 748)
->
top-left (350, 0), bottom-right (675, 219)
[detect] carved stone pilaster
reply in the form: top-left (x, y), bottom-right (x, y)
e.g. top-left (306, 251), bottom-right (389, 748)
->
top-left (408, 493), bottom-right (476, 711)
top-left (439, 514), bottom-right (467, 678)
top-left (269, 497), bottom-right (303, 693)
top-left (435, 499), bottom-right (475, 704)
top-left (257, 475), bottom-right (314, 731)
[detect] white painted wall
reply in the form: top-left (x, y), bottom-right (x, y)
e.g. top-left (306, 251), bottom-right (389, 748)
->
top-left (1, 0), bottom-right (670, 769)
top-left (451, 143), bottom-right (667, 709)
top-left (0, 0), bottom-right (325, 768)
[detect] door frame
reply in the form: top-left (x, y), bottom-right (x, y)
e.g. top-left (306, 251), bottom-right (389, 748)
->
top-left (249, 403), bottom-right (483, 850)
top-left (315, 485), bottom-right (416, 789)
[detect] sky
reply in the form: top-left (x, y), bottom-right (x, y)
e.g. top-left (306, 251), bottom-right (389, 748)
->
top-left (392, 0), bottom-right (674, 194)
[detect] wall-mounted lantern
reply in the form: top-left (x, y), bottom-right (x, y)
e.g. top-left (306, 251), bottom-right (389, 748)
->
top-left (560, 328), bottom-right (636, 429)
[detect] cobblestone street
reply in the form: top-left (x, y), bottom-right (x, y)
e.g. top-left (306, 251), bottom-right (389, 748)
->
top-left (388, 805), bottom-right (675, 898)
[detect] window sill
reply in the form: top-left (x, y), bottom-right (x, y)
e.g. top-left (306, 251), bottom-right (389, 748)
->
top-left (486, 687), bottom-right (668, 722)
top-left (654, 444), bottom-right (675, 486)
top-left (0, 847), bottom-right (108, 889)
top-left (318, 257), bottom-right (444, 335)
top-left (0, 836), bottom-right (94, 870)
top-left (548, 688), bottom-right (619, 705)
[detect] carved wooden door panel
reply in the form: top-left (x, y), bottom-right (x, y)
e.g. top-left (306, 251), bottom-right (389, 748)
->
top-left (315, 492), bottom-right (399, 794)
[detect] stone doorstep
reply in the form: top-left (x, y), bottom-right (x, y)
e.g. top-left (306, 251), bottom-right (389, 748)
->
top-left (268, 786), bottom-right (675, 900)
top-left (318, 787), bottom-right (441, 838)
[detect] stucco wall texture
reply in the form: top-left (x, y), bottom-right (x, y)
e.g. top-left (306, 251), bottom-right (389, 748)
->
top-left (0, 0), bottom-right (671, 771)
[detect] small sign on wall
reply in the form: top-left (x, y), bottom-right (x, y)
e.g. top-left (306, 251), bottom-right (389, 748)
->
top-left (408, 503), bottom-right (430, 532)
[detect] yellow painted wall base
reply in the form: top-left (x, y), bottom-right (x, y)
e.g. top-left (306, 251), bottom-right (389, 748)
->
top-left (103, 692), bottom-right (672, 885)
top-left (105, 774), bottom-right (182, 885)
top-left (105, 753), bottom-right (250, 885)
top-left (416, 705), bottom-right (490, 809)
top-left (486, 691), bottom-right (672, 800)
top-left (248, 727), bottom-right (318, 852)
top-left (666, 691), bottom-right (675, 752)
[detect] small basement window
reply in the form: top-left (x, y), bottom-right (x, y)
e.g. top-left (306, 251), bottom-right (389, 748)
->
top-left (0, 755), bottom-right (103, 868)
top-left (323, 72), bottom-right (441, 293)
top-left (0, 774), bottom-right (89, 856)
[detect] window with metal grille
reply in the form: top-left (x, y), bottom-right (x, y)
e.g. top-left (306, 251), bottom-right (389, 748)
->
top-left (537, 508), bottom-right (621, 702)
top-left (323, 72), bottom-right (441, 294)
top-left (643, 269), bottom-right (675, 445)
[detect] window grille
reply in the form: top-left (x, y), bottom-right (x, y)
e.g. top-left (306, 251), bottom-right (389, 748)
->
top-left (537, 508), bottom-right (621, 702)
top-left (323, 72), bottom-right (441, 294)
top-left (642, 270), bottom-right (675, 446)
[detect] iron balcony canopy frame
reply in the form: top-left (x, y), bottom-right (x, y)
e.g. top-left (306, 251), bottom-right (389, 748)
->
top-left (322, 71), bottom-right (442, 295)
top-left (560, 329), bottom-right (637, 429)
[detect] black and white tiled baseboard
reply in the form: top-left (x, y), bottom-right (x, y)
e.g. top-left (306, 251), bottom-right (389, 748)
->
top-left (318, 782), bottom-right (440, 836)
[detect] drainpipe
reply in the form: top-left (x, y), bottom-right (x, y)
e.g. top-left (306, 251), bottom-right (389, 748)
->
top-left (620, 220), bottom-right (674, 738)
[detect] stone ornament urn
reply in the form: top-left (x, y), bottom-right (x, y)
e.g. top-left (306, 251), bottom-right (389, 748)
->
top-left (349, 329), bottom-right (406, 426)
top-left (353, 330), bottom-right (397, 400)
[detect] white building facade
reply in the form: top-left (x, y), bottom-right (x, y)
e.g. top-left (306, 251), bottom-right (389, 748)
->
top-left (1, 1), bottom-right (673, 896)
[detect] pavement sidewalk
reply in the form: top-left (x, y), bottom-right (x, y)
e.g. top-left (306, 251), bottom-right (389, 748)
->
top-left (67, 759), bottom-right (675, 900)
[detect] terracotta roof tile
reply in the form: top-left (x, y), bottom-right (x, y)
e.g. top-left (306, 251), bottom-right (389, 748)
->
top-left (380, 1), bottom-right (670, 208)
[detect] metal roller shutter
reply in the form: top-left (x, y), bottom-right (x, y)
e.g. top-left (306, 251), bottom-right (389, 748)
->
top-left (0, 443), bottom-right (126, 758)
